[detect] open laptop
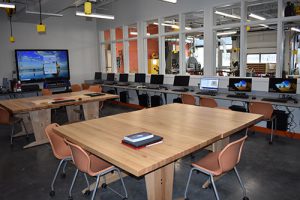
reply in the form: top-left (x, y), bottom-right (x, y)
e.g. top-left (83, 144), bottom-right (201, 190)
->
top-left (116, 74), bottom-right (129, 86)
top-left (129, 73), bottom-right (146, 87)
top-left (104, 73), bottom-right (115, 85)
top-left (147, 75), bottom-right (164, 89)
top-left (196, 78), bottom-right (219, 95)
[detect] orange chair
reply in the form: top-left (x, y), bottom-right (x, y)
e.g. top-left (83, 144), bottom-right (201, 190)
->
top-left (181, 93), bottom-right (196, 105)
top-left (88, 85), bottom-right (102, 93)
top-left (184, 136), bottom-right (249, 200)
top-left (81, 83), bottom-right (90, 90)
top-left (65, 140), bottom-right (128, 200)
top-left (249, 102), bottom-right (276, 144)
top-left (42, 88), bottom-right (52, 96)
top-left (71, 84), bottom-right (82, 92)
top-left (0, 106), bottom-right (29, 145)
top-left (200, 97), bottom-right (218, 108)
top-left (45, 124), bottom-right (90, 197)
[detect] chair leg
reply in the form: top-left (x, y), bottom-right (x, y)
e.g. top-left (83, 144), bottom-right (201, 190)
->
top-left (270, 118), bottom-right (274, 145)
top-left (68, 169), bottom-right (79, 199)
top-left (91, 174), bottom-right (101, 200)
top-left (210, 174), bottom-right (220, 200)
top-left (115, 168), bottom-right (128, 199)
top-left (20, 119), bottom-right (29, 139)
top-left (184, 168), bottom-right (196, 199)
top-left (84, 173), bottom-right (90, 192)
top-left (61, 160), bottom-right (68, 178)
top-left (245, 128), bottom-right (249, 136)
top-left (233, 167), bottom-right (247, 198)
top-left (50, 159), bottom-right (66, 196)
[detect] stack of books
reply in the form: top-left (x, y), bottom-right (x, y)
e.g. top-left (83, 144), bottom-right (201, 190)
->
top-left (122, 132), bottom-right (163, 149)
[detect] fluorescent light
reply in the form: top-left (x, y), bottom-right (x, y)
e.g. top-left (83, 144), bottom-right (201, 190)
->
top-left (185, 27), bottom-right (192, 30)
top-left (291, 27), bottom-right (300, 32)
top-left (161, 0), bottom-right (177, 3)
top-left (249, 13), bottom-right (266, 20)
top-left (153, 22), bottom-right (179, 29)
top-left (130, 32), bottom-right (150, 36)
top-left (215, 11), bottom-right (241, 20)
top-left (0, 2), bottom-right (15, 9)
top-left (26, 11), bottom-right (63, 17)
top-left (76, 11), bottom-right (114, 19)
top-left (217, 31), bottom-right (237, 36)
top-left (259, 24), bottom-right (269, 28)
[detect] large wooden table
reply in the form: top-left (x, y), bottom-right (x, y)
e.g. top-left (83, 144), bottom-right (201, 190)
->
top-left (0, 91), bottom-right (118, 148)
top-left (53, 103), bottom-right (263, 200)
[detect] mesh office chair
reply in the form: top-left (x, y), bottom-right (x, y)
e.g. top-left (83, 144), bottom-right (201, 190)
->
top-left (249, 102), bottom-right (276, 144)
top-left (181, 93), bottom-right (196, 105)
top-left (65, 140), bottom-right (128, 200)
top-left (184, 136), bottom-right (249, 200)
top-left (0, 106), bottom-right (29, 145)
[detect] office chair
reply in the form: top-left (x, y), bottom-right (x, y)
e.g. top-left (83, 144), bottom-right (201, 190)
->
top-left (42, 88), bottom-right (52, 96)
top-left (65, 140), bottom-right (128, 200)
top-left (45, 124), bottom-right (90, 197)
top-left (184, 136), bottom-right (249, 200)
top-left (0, 106), bottom-right (29, 145)
top-left (71, 84), bottom-right (82, 92)
top-left (81, 83), bottom-right (90, 90)
top-left (249, 102), bottom-right (276, 144)
top-left (88, 85), bottom-right (102, 93)
top-left (200, 97), bottom-right (218, 108)
top-left (181, 93), bottom-right (196, 105)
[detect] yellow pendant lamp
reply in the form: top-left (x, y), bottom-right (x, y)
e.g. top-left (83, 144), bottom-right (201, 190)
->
top-left (36, 0), bottom-right (46, 33)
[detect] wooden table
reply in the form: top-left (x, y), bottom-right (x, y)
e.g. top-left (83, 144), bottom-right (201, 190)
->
top-left (54, 103), bottom-right (263, 200)
top-left (0, 91), bottom-right (118, 148)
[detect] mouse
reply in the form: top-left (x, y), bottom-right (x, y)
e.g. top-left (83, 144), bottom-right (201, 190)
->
top-left (252, 96), bottom-right (256, 100)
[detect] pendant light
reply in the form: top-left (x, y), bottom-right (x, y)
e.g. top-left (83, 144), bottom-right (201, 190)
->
top-left (36, 0), bottom-right (46, 33)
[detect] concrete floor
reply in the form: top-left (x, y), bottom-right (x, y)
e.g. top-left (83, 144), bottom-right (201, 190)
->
top-left (0, 102), bottom-right (300, 200)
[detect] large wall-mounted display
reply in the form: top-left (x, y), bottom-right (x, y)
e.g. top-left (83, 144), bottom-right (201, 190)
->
top-left (15, 49), bottom-right (70, 82)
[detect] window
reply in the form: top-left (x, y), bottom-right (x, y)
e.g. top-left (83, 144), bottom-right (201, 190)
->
top-left (163, 15), bottom-right (180, 33)
top-left (165, 35), bottom-right (180, 74)
top-left (185, 32), bottom-right (204, 75)
top-left (128, 24), bottom-right (138, 38)
top-left (261, 54), bottom-right (276, 63)
top-left (247, 0), bottom-right (278, 21)
top-left (214, 3), bottom-right (241, 26)
top-left (147, 38), bottom-right (159, 74)
top-left (146, 19), bottom-right (159, 36)
top-left (103, 44), bottom-right (112, 72)
top-left (247, 54), bottom-right (260, 63)
top-left (129, 40), bottom-right (138, 73)
top-left (185, 11), bottom-right (204, 30)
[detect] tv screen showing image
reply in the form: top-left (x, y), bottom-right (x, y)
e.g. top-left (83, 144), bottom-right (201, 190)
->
top-left (15, 50), bottom-right (70, 82)
top-left (268, 78), bottom-right (297, 94)
top-left (228, 78), bottom-right (252, 92)
top-left (150, 74), bottom-right (164, 85)
top-left (173, 76), bottom-right (190, 87)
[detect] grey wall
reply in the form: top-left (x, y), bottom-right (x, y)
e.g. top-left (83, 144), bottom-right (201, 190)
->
top-left (0, 9), bottom-right (99, 84)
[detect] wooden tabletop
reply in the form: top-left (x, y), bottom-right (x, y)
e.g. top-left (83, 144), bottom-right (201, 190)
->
top-left (54, 103), bottom-right (263, 177)
top-left (0, 91), bottom-right (119, 114)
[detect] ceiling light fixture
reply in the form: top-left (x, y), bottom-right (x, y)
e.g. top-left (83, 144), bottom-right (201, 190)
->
top-left (0, 2), bottom-right (15, 9)
top-left (153, 22), bottom-right (179, 29)
top-left (217, 31), bottom-right (237, 36)
top-left (26, 11), bottom-right (63, 17)
top-left (130, 32), bottom-right (150, 36)
top-left (185, 27), bottom-right (192, 30)
top-left (291, 27), bottom-right (300, 32)
top-left (249, 13), bottom-right (266, 20)
top-left (215, 11), bottom-right (241, 19)
top-left (76, 11), bottom-right (114, 19)
top-left (161, 0), bottom-right (177, 4)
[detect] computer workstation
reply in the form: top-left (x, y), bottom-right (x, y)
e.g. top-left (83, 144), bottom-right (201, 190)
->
top-left (226, 78), bottom-right (252, 99)
top-left (172, 76), bottom-right (190, 92)
top-left (116, 73), bottom-right (130, 86)
top-left (196, 77), bottom-right (219, 96)
top-left (146, 75), bottom-right (164, 90)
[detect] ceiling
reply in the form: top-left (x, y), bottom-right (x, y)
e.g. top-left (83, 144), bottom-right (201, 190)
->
top-left (0, 0), bottom-right (117, 23)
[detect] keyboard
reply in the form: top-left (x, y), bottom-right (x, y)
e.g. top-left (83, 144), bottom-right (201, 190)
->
top-left (84, 93), bottom-right (105, 97)
top-left (227, 94), bottom-right (249, 99)
top-left (261, 98), bottom-right (288, 103)
top-left (172, 88), bottom-right (189, 92)
top-left (105, 81), bottom-right (115, 85)
top-left (146, 86), bottom-right (160, 90)
top-left (51, 99), bottom-right (76, 104)
top-left (196, 91), bottom-right (217, 96)
top-left (116, 82), bottom-right (130, 86)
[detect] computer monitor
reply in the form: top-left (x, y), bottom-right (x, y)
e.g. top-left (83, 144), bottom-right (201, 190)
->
top-left (94, 72), bottom-right (102, 80)
top-left (173, 76), bottom-right (190, 87)
top-left (200, 78), bottom-right (219, 91)
top-left (150, 75), bottom-right (164, 85)
top-left (106, 73), bottom-right (115, 81)
top-left (228, 78), bottom-right (252, 92)
top-left (119, 73), bottom-right (128, 82)
top-left (135, 73), bottom-right (146, 83)
top-left (268, 78), bottom-right (297, 94)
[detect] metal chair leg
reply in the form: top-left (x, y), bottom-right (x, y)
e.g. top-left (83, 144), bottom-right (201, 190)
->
top-left (233, 167), bottom-right (247, 198)
top-left (184, 168), bottom-right (196, 199)
top-left (210, 174), bottom-right (220, 200)
top-left (84, 173), bottom-right (90, 191)
top-left (20, 119), bottom-right (29, 138)
top-left (51, 159), bottom-right (65, 192)
top-left (91, 174), bottom-right (101, 200)
top-left (245, 128), bottom-right (249, 136)
top-left (68, 169), bottom-right (79, 199)
top-left (62, 160), bottom-right (68, 175)
top-left (116, 168), bottom-right (128, 198)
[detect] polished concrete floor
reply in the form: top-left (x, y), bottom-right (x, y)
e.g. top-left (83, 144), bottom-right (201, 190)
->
top-left (0, 102), bottom-right (300, 200)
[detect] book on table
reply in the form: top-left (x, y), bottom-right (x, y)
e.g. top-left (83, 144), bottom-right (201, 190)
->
top-left (122, 132), bottom-right (163, 149)
top-left (123, 132), bottom-right (154, 143)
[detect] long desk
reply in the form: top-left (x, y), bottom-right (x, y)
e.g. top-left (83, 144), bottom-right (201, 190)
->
top-left (0, 91), bottom-right (118, 148)
top-left (54, 103), bottom-right (263, 200)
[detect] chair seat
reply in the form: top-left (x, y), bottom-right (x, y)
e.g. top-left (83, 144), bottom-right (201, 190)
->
top-left (89, 154), bottom-right (114, 177)
top-left (192, 151), bottom-right (222, 176)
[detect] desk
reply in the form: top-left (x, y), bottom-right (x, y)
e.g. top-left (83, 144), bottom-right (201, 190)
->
top-left (54, 104), bottom-right (263, 200)
top-left (0, 91), bottom-right (118, 148)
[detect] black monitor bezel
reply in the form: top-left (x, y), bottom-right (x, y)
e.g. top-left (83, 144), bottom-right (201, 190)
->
top-left (106, 73), bottom-right (115, 81)
top-left (228, 78), bottom-right (252, 92)
top-left (268, 78), bottom-right (297, 94)
top-left (119, 73), bottom-right (129, 82)
top-left (173, 76), bottom-right (190, 87)
top-left (134, 73), bottom-right (146, 83)
top-left (150, 74), bottom-right (164, 85)
top-left (94, 72), bottom-right (102, 80)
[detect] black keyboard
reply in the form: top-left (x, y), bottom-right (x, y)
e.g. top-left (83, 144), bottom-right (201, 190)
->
top-left (261, 98), bottom-right (288, 103)
top-left (51, 99), bottom-right (76, 104)
top-left (196, 91), bottom-right (217, 96)
top-left (172, 88), bottom-right (189, 92)
top-left (227, 94), bottom-right (249, 99)
top-left (146, 86), bottom-right (160, 90)
top-left (105, 81), bottom-right (115, 85)
top-left (84, 93), bottom-right (105, 97)
top-left (116, 82), bottom-right (130, 86)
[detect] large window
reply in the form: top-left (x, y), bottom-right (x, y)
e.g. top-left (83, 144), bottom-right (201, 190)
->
top-left (165, 35), bottom-right (180, 74)
top-left (185, 32), bottom-right (204, 75)
top-left (147, 38), bottom-right (159, 74)
top-left (214, 3), bottom-right (241, 26)
top-left (163, 15), bottom-right (180, 33)
top-left (129, 40), bottom-right (138, 73)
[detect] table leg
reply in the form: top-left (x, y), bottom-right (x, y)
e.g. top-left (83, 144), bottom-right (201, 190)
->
top-left (13, 113), bottom-right (33, 137)
top-left (145, 162), bottom-right (175, 200)
top-left (66, 105), bottom-right (81, 122)
top-left (23, 109), bottom-right (51, 149)
top-left (82, 102), bottom-right (99, 120)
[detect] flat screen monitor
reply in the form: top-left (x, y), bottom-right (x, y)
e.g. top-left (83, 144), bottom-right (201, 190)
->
top-left (119, 74), bottom-right (128, 82)
top-left (200, 78), bottom-right (219, 91)
top-left (268, 78), bottom-right (297, 94)
top-left (106, 73), bottom-right (115, 81)
top-left (150, 74), bottom-right (164, 85)
top-left (94, 72), bottom-right (102, 80)
top-left (228, 78), bottom-right (252, 92)
top-left (135, 73), bottom-right (146, 83)
top-left (15, 49), bottom-right (70, 82)
top-left (173, 76), bottom-right (190, 87)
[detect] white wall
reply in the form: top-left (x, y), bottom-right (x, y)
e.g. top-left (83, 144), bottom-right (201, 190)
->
top-left (0, 9), bottom-right (99, 85)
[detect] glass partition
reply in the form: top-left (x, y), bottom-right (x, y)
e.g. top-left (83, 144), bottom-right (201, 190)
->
top-left (165, 35), bottom-right (180, 74)
top-left (185, 32), bottom-right (204, 75)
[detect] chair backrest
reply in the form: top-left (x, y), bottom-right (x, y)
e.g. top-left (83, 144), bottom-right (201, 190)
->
top-left (65, 140), bottom-right (90, 173)
top-left (81, 83), bottom-right (90, 90)
top-left (249, 102), bottom-right (273, 120)
top-left (0, 106), bottom-right (10, 125)
top-left (71, 84), bottom-right (82, 92)
top-left (200, 97), bottom-right (218, 108)
top-left (42, 89), bottom-right (52, 96)
top-left (45, 123), bottom-right (71, 160)
top-left (181, 94), bottom-right (196, 105)
top-left (88, 85), bottom-right (102, 93)
top-left (218, 135), bottom-right (247, 173)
